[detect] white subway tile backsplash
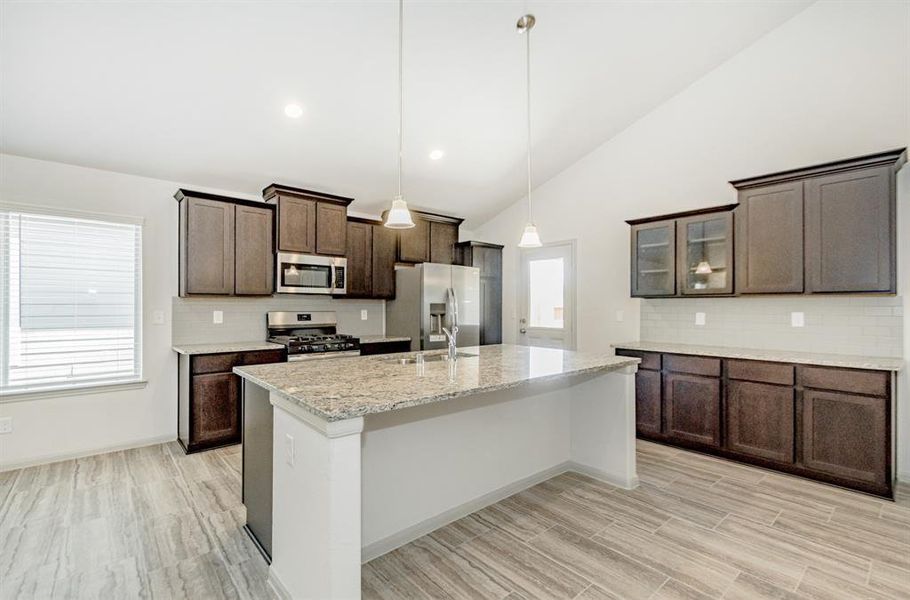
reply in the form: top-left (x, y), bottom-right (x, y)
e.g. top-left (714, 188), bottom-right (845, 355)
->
top-left (640, 295), bottom-right (903, 358)
top-left (171, 295), bottom-right (385, 345)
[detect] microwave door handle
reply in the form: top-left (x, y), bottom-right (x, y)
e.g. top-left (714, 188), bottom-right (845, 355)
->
top-left (330, 263), bottom-right (336, 293)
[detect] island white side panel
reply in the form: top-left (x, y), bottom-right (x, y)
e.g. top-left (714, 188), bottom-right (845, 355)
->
top-left (361, 379), bottom-right (574, 551)
top-left (569, 367), bottom-right (638, 488)
top-left (271, 404), bottom-right (362, 600)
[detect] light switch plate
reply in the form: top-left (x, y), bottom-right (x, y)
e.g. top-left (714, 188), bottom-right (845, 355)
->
top-left (285, 434), bottom-right (295, 467)
top-left (791, 312), bottom-right (805, 327)
top-left (361, 309), bottom-right (368, 321)
top-left (615, 310), bottom-right (624, 322)
top-left (695, 312), bottom-right (706, 326)
top-left (151, 310), bottom-right (165, 325)
top-left (0, 417), bottom-right (12, 434)
top-left (213, 310), bottom-right (223, 324)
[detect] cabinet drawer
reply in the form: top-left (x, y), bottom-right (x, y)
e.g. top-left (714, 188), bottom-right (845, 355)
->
top-left (664, 354), bottom-right (721, 377)
top-left (192, 353), bottom-right (240, 375)
top-left (726, 360), bottom-right (794, 386)
top-left (798, 366), bottom-right (888, 397)
top-left (241, 350), bottom-right (286, 366)
top-left (615, 349), bottom-right (660, 371)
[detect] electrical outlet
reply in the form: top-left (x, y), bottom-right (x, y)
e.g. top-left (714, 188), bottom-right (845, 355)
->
top-left (791, 312), bottom-right (805, 327)
top-left (0, 417), bottom-right (12, 434)
top-left (213, 310), bottom-right (223, 324)
top-left (695, 312), bottom-right (706, 326)
top-left (285, 433), bottom-right (295, 467)
top-left (152, 310), bottom-right (165, 325)
top-left (361, 309), bottom-right (368, 321)
top-left (615, 310), bottom-right (624, 322)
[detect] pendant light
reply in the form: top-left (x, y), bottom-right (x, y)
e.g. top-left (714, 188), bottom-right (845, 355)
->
top-left (384, 0), bottom-right (416, 229)
top-left (517, 14), bottom-right (542, 248)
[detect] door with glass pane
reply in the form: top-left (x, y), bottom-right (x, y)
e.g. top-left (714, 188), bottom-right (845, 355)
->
top-left (677, 212), bottom-right (733, 295)
top-left (519, 242), bottom-right (575, 349)
top-left (630, 220), bottom-right (675, 297)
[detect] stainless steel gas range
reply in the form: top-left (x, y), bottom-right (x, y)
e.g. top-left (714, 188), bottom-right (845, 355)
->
top-left (266, 311), bottom-right (359, 361)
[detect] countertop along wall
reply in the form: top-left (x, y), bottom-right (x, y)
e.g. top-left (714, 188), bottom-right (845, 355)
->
top-left (471, 2), bottom-right (910, 477)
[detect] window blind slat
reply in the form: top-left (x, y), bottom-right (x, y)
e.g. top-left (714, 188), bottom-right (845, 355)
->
top-left (1, 210), bottom-right (143, 394)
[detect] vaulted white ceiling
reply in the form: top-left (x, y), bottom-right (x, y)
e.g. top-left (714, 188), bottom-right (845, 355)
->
top-left (1, 1), bottom-right (809, 226)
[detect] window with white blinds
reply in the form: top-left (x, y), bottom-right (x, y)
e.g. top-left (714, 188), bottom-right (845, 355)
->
top-left (0, 209), bottom-right (143, 395)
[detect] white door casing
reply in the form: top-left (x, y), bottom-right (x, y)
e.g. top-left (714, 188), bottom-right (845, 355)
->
top-left (519, 240), bottom-right (577, 349)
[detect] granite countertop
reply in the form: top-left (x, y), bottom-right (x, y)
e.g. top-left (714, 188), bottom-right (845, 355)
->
top-left (612, 341), bottom-right (903, 372)
top-left (357, 335), bottom-right (412, 344)
top-left (234, 344), bottom-right (639, 422)
top-left (172, 341), bottom-right (285, 355)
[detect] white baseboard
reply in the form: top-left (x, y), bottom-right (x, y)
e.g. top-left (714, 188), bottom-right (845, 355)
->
top-left (361, 460), bottom-right (612, 563)
top-left (567, 460), bottom-right (640, 490)
top-left (267, 568), bottom-right (291, 600)
top-left (0, 434), bottom-right (176, 472)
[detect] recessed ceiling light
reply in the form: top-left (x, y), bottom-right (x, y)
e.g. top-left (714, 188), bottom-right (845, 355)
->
top-left (284, 104), bottom-right (304, 119)
top-left (429, 149), bottom-right (445, 160)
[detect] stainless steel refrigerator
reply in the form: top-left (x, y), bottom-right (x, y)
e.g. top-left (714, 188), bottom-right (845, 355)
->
top-left (385, 263), bottom-right (480, 351)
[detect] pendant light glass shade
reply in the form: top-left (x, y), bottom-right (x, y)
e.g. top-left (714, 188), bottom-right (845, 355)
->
top-left (518, 223), bottom-right (542, 248)
top-left (384, 196), bottom-right (416, 229)
top-left (694, 261), bottom-right (713, 275)
top-left (383, 0), bottom-right (416, 229)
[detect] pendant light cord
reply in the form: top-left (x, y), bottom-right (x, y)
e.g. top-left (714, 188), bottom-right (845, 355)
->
top-left (525, 18), bottom-right (532, 224)
top-left (397, 0), bottom-right (404, 200)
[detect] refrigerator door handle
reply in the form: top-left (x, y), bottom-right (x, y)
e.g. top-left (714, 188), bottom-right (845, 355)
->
top-left (448, 287), bottom-right (459, 334)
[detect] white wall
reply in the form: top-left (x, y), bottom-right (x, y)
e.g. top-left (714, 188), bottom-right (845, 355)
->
top-left (0, 154), bottom-right (383, 468)
top-left (473, 2), bottom-right (910, 473)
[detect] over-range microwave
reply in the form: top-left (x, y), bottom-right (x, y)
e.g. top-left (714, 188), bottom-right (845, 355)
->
top-left (276, 252), bottom-right (347, 295)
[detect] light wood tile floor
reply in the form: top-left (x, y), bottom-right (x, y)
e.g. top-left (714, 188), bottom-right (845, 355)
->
top-left (1, 440), bottom-right (908, 599)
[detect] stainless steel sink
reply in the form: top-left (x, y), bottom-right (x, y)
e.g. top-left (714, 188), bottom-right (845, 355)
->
top-left (383, 352), bottom-right (478, 365)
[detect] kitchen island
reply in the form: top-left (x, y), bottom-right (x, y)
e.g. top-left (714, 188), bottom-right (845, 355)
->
top-left (235, 344), bottom-right (639, 600)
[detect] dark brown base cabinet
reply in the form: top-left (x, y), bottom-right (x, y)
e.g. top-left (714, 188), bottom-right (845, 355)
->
top-left (178, 349), bottom-right (286, 453)
top-left (616, 349), bottom-right (893, 498)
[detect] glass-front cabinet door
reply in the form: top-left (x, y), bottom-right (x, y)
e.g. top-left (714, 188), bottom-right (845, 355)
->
top-left (676, 211), bottom-right (734, 295)
top-left (631, 220), bottom-right (676, 297)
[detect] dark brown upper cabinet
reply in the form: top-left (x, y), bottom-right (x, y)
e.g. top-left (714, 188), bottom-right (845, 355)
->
top-left (234, 204), bottom-right (275, 296)
top-left (345, 219), bottom-right (373, 298)
top-left (731, 148), bottom-right (905, 296)
top-left (805, 167), bottom-right (894, 293)
top-left (263, 184), bottom-right (353, 257)
top-left (627, 205), bottom-right (735, 298)
top-left (344, 217), bottom-right (398, 300)
top-left (397, 217), bottom-right (430, 263)
top-left (176, 190), bottom-right (275, 297)
top-left (677, 211), bottom-right (733, 295)
top-left (429, 221), bottom-right (458, 264)
top-left (629, 220), bottom-right (675, 297)
top-left (454, 241), bottom-right (504, 345)
top-left (382, 209), bottom-right (463, 265)
top-left (733, 181), bottom-right (804, 294)
top-left (316, 202), bottom-right (348, 256)
top-left (274, 196), bottom-right (316, 254)
top-left (371, 224), bottom-right (398, 299)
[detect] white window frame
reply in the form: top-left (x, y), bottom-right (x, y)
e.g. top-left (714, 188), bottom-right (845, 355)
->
top-left (0, 201), bottom-right (145, 400)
